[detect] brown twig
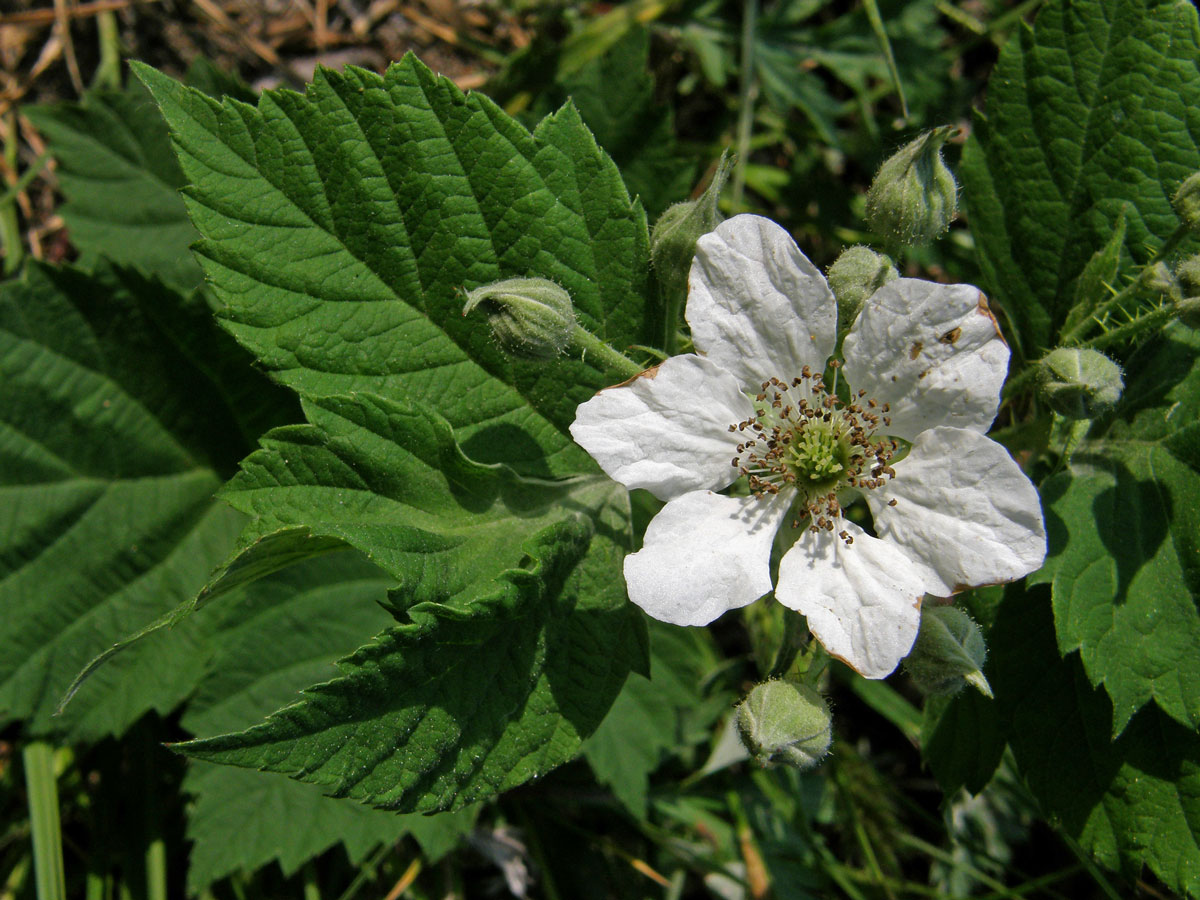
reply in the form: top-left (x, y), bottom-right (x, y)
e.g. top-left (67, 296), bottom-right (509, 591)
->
top-left (0, 0), bottom-right (153, 27)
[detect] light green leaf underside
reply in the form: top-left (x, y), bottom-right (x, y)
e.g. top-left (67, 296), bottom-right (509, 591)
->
top-left (134, 56), bottom-right (652, 476)
top-left (180, 521), bottom-right (643, 814)
top-left (1034, 325), bottom-right (1200, 735)
top-left (961, 0), bottom-right (1200, 355)
top-left (0, 263), bottom-right (252, 740)
top-left (24, 85), bottom-right (202, 292)
top-left (182, 553), bottom-right (472, 893)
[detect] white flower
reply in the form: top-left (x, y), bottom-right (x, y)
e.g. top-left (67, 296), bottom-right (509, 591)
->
top-left (570, 215), bottom-right (1045, 679)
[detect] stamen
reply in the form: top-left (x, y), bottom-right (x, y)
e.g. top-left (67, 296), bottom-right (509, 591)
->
top-left (727, 364), bottom-right (899, 546)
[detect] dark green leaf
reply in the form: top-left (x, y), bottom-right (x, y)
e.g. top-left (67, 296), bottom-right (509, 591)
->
top-left (0, 262), bottom-right (282, 740)
top-left (1033, 325), bottom-right (1200, 734)
top-left (24, 85), bottom-right (202, 291)
top-left (961, 0), bottom-right (1200, 355)
top-left (990, 585), bottom-right (1200, 896)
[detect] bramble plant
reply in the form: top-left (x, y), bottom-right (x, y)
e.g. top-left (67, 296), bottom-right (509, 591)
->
top-left (3, 0), bottom-right (1200, 898)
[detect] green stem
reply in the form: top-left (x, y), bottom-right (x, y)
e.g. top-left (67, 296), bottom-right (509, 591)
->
top-left (863, 0), bottom-right (908, 119)
top-left (731, 0), bottom-right (758, 210)
top-left (93, 11), bottom-right (122, 90)
top-left (1084, 303), bottom-right (1177, 350)
top-left (1, 112), bottom-right (24, 276)
top-left (301, 861), bottom-right (321, 900)
top-left (145, 837), bottom-right (166, 900)
top-left (23, 742), bottom-right (67, 900)
top-left (569, 325), bottom-right (645, 381)
top-left (1060, 222), bottom-right (1189, 347)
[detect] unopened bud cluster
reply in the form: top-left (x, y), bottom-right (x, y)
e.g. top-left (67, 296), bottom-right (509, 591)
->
top-left (865, 126), bottom-right (959, 249)
top-left (1039, 347), bottom-right (1124, 419)
top-left (734, 680), bottom-right (832, 769)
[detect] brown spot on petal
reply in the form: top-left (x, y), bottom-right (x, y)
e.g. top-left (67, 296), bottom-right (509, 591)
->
top-left (607, 363), bottom-right (661, 390)
top-left (909, 341), bottom-right (923, 360)
top-left (975, 292), bottom-right (1007, 345)
top-left (939, 327), bottom-right (962, 345)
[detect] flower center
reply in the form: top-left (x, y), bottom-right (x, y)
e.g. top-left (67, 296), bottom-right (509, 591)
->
top-left (728, 364), bottom-right (897, 540)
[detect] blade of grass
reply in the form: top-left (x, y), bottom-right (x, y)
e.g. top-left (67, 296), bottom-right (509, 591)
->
top-left (22, 742), bottom-right (66, 900)
top-left (862, 0), bottom-right (909, 120)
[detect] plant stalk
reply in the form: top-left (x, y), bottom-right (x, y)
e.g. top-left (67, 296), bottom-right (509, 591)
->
top-left (23, 742), bottom-right (67, 900)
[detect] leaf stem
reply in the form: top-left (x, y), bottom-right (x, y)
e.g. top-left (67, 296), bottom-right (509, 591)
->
top-left (23, 741), bottom-right (67, 900)
top-left (1060, 222), bottom-right (1189, 347)
top-left (1084, 303), bottom-right (1177, 351)
top-left (569, 325), bottom-right (646, 381)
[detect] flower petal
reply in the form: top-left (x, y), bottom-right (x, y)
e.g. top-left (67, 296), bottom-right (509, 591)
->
top-left (775, 520), bottom-right (925, 679)
top-left (868, 426), bottom-right (1046, 596)
top-left (569, 354), bottom-right (754, 501)
top-left (687, 214), bottom-right (836, 386)
top-left (624, 490), bottom-right (790, 626)
top-left (842, 279), bottom-right (1009, 440)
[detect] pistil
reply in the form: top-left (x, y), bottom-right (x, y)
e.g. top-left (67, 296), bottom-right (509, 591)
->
top-left (728, 365), bottom-right (897, 541)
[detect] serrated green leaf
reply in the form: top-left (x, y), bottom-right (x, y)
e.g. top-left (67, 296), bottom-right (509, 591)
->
top-left (1033, 324), bottom-right (1200, 735)
top-left (133, 56), bottom-right (652, 476)
top-left (990, 585), bottom-right (1200, 896)
top-left (181, 552), bottom-right (471, 892)
top-left (961, 0), bottom-right (1200, 356)
top-left (0, 262), bottom-right (285, 740)
top-left (24, 85), bottom-right (202, 292)
top-left (208, 391), bottom-right (607, 603)
top-left (179, 519), bottom-right (642, 813)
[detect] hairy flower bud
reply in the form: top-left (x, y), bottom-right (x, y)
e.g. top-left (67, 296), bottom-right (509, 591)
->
top-left (463, 277), bottom-right (576, 359)
top-left (828, 245), bottom-right (899, 335)
top-left (1172, 172), bottom-right (1200, 236)
top-left (1039, 347), bottom-right (1125, 419)
top-left (904, 606), bottom-right (991, 698)
top-left (865, 126), bottom-right (959, 248)
top-left (734, 680), bottom-right (832, 769)
top-left (651, 152), bottom-right (734, 303)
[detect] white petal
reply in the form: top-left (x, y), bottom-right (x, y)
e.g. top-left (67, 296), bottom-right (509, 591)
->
top-left (842, 279), bottom-right (1009, 440)
top-left (869, 426), bottom-right (1046, 596)
top-left (624, 490), bottom-right (790, 626)
top-left (687, 215), bottom-right (836, 386)
top-left (775, 520), bottom-right (925, 679)
top-left (570, 354), bottom-right (754, 501)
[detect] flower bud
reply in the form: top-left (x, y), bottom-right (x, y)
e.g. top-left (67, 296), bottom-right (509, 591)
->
top-left (827, 245), bottom-right (899, 335)
top-left (1178, 297), bottom-right (1200, 329)
top-left (1172, 172), bottom-right (1200, 236)
top-left (734, 680), bottom-right (832, 769)
top-left (865, 126), bottom-right (959, 248)
top-left (1039, 347), bottom-right (1124, 419)
top-left (1136, 260), bottom-right (1182, 303)
top-left (904, 606), bottom-right (991, 698)
top-left (651, 152), bottom-right (734, 303)
top-left (463, 277), bottom-right (576, 359)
